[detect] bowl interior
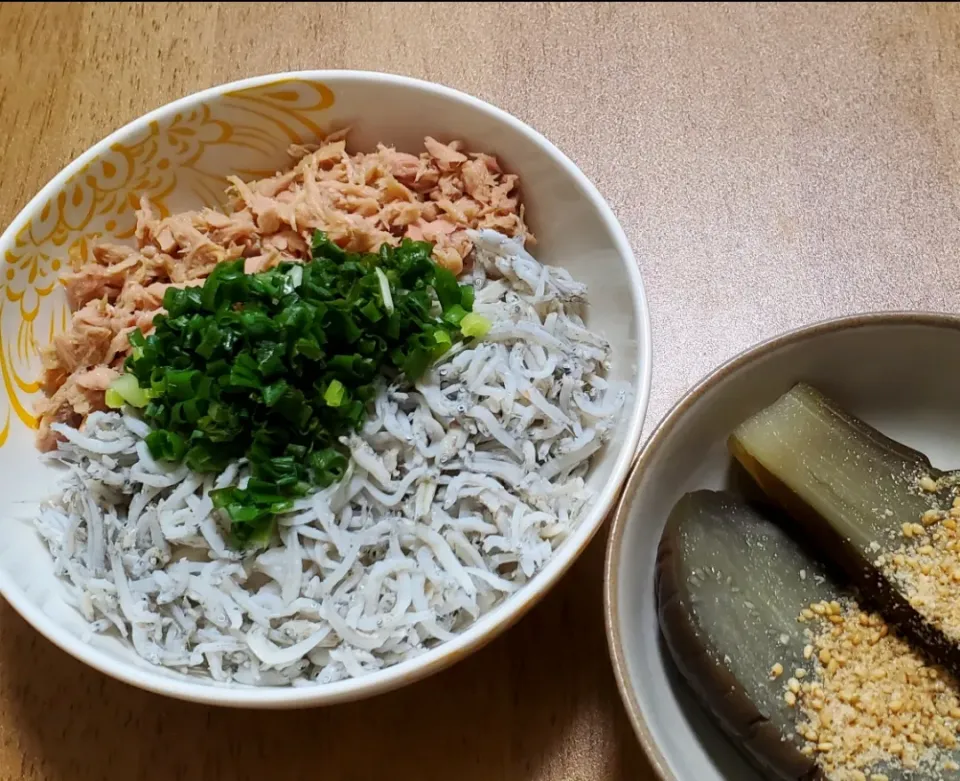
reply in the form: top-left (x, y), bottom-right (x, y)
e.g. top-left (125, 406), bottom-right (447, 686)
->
top-left (609, 314), bottom-right (960, 780)
top-left (0, 72), bottom-right (649, 705)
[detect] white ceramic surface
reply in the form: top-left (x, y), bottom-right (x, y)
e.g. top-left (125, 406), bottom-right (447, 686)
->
top-left (0, 71), bottom-right (651, 707)
top-left (604, 312), bottom-right (960, 780)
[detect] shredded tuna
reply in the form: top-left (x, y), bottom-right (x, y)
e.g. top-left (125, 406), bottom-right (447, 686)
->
top-left (36, 135), bottom-right (533, 451)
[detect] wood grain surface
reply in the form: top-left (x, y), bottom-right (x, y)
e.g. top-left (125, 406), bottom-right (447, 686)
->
top-left (1, 3), bottom-right (959, 779)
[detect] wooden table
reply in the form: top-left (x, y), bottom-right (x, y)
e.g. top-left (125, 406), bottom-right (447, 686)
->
top-left (1, 3), bottom-right (959, 779)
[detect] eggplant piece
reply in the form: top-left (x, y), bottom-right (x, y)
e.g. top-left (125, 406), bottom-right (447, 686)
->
top-left (728, 383), bottom-right (960, 676)
top-left (657, 490), bottom-right (832, 781)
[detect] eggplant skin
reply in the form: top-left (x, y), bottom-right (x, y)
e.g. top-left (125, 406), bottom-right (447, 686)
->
top-left (729, 431), bottom-right (960, 681)
top-left (655, 492), bottom-right (824, 781)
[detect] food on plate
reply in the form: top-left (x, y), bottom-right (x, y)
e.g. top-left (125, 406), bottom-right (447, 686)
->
top-left (117, 234), bottom-right (480, 546)
top-left (32, 135), bottom-right (629, 686)
top-left (658, 490), bottom-right (960, 780)
top-left (656, 490), bottom-right (833, 780)
top-left (36, 133), bottom-right (531, 452)
top-left (795, 601), bottom-right (960, 779)
top-left (730, 383), bottom-right (960, 676)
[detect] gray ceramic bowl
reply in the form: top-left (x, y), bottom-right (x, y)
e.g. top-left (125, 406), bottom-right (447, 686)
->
top-left (604, 312), bottom-right (960, 781)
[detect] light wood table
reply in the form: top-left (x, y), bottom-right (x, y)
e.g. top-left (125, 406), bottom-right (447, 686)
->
top-left (1, 3), bottom-right (959, 779)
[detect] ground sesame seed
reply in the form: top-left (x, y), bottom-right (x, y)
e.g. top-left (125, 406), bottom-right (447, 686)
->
top-left (787, 600), bottom-right (960, 779)
top-left (878, 499), bottom-right (960, 658)
top-left (923, 509), bottom-right (942, 525)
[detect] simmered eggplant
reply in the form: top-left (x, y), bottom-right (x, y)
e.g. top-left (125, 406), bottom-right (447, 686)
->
top-left (728, 383), bottom-right (960, 676)
top-left (657, 489), bottom-right (960, 781)
top-left (656, 490), bottom-right (833, 781)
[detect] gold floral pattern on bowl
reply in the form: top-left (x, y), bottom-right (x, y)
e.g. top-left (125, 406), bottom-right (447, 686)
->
top-left (0, 79), bottom-right (335, 443)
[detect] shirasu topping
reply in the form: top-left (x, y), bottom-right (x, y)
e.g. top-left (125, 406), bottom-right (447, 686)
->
top-left (34, 230), bottom-right (630, 686)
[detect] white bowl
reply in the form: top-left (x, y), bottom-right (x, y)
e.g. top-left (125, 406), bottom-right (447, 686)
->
top-left (604, 312), bottom-right (960, 779)
top-left (0, 71), bottom-right (651, 707)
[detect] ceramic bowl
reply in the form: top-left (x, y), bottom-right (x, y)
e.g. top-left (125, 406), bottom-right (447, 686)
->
top-left (0, 71), bottom-right (651, 707)
top-left (604, 312), bottom-right (960, 780)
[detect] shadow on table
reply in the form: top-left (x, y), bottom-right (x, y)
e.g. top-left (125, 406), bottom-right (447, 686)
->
top-left (0, 530), bottom-right (651, 781)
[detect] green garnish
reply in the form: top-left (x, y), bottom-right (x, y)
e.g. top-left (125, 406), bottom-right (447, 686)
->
top-left (124, 231), bottom-right (475, 546)
top-left (460, 312), bottom-right (492, 340)
top-left (374, 267), bottom-right (394, 314)
top-left (105, 388), bottom-right (124, 410)
top-left (106, 373), bottom-right (152, 409)
top-left (323, 379), bottom-right (347, 407)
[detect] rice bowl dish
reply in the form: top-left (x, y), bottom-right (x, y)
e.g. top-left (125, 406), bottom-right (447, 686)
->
top-left (0, 71), bottom-right (649, 705)
top-left (29, 134), bottom-right (629, 687)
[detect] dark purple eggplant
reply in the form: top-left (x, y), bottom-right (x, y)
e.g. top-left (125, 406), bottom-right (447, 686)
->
top-left (657, 490), bottom-right (832, 781)
top-left (729, 383), bottom-right (960, 678)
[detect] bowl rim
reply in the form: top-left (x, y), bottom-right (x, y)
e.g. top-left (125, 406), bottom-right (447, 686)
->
top-left (0, 69), bottom-right (652, 707)
top-left (603, 310), bottom-right (960, 780)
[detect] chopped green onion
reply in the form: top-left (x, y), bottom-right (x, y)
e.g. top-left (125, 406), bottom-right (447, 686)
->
top-left (461, 312), bottom-right (492, 340)
top-left (105, 388), bottom-right (125, 409)
top-left (145, 429), bottom-right (187, 461)
top-left (285, 264), bottom-right (303, 289)
top-left (374, 267), bottom-right (394, 314)
top-left (323, 379), bottom-right (347, 407)
top-left (432, 329), bottom-right (452, 357)
top-left (108, 373), bottom-right (151, 408)
top-left (443, 304), bottom-right (467, 326)
top-left (124, 230), bottom-right (480, 545)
